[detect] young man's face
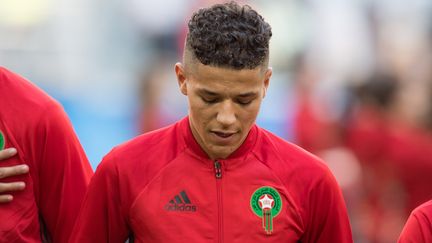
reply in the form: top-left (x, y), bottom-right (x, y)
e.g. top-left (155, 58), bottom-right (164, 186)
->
top-left (175, 62), bottom-right (271, 160)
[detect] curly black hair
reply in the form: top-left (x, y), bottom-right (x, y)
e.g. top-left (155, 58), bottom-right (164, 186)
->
top-left (186, 1), bottom-right (272, 69)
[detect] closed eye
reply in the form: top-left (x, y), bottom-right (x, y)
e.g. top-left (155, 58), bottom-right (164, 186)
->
top-left (236, 99), bottom-right (253, 105)
top-left (236, 93), bottom-right (257, 106)
top-left (201, 96), bottom-right (219, 104)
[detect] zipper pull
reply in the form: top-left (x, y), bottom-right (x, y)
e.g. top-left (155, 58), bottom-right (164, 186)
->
top-left (214, 160), bottom-right (222, 179)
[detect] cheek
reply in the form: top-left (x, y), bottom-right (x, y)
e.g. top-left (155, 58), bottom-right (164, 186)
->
top-left (188, 101), bottom-right (213, 128)
top-left (189, 97), bottom-right (215, 115)
top-left (239, 104), bottom-right (261, 122)
top-left (189, 103), bottom-right (210, 118)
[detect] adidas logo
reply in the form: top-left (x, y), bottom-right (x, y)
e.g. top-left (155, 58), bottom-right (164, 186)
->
top-left (164, 190), bottom-right (197, 212)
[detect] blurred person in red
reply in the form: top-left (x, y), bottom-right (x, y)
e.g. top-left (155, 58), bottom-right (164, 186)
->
top-left (345, 72), bottom-right (400, 209)
top-left (347, 70), bottom-right (432, 242)
top-left (384, 74), bottom-right (432, 214)
top-left (70, 2), bottom-right (352, 242)
top-left (398, 200), bottom-right (432, 243)
top-left (0, 67), bottom-right (93, 242)
top-left (346, 73), bottom-right (397, 170)
top-left (345, 72), bottom-right (408, 242)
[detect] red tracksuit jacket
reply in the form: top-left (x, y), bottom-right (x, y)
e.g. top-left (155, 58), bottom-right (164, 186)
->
top-left (71, 117), bottom-right (353, 242)
top-left (398, 200), bottom-right (432, 243)
top-left (0, 67), bottom-right (93, 242)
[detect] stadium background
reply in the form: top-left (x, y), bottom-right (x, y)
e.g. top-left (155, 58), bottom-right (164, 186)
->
top-left (1, 0), bottom-right (432, 241)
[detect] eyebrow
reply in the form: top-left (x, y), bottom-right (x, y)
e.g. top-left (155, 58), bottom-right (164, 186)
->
top-left (198, 88), bottom-right (257, 97)
top-left (237, 92), bottom-right (258, 98)
top-left (198, 89), bottom-right (218, 96)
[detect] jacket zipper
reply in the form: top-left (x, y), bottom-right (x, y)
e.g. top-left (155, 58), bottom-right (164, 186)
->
top-left (214, 160), bottom-right (223, 243)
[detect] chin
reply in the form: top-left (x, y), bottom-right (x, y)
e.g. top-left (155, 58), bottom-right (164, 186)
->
top-left (211, 147), bottom-right (236, 159)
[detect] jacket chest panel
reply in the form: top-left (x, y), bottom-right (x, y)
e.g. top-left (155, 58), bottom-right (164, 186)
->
top-left (129, 157), bottom-right (302, 242)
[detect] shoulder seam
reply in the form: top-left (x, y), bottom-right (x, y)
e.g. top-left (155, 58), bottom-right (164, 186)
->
top-left (250, 145), bottom-right (305, 230)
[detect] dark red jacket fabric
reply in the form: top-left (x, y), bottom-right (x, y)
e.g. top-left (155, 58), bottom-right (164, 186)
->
top-left (0, 67), bottom-right (93, 242)
top-left (399, 200), bottom-right (432, 243)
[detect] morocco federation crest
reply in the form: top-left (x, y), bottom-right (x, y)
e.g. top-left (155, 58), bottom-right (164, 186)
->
top-left (250, 186), bottom-right (282, 234)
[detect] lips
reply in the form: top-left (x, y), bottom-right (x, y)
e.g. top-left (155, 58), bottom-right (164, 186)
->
top-left (213, 131), bottom-right (235, 138)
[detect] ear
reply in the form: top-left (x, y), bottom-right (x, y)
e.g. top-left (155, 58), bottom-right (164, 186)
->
top-left (175, 62), bottom-right (188, 95)
top-left (263, 67), bottom-right (272, 98)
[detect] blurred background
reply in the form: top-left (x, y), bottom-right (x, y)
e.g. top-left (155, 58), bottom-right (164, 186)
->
top-left (1, 0), bottom-right (432, 241)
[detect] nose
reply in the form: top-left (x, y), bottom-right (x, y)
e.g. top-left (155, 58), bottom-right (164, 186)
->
top-left (216, 101), bottom-right (237, 127)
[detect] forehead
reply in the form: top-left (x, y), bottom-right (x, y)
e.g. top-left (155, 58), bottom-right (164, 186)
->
top-left (188, 63), bottom-right (265, 92)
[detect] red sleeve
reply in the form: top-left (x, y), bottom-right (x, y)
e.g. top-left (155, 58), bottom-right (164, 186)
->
top-left (70, 151), bottom-right (130, 243)
top-left (301, 168), bottom-right (353, 243)
top-left (35, 102), bottom-right (93, 243)
top-left (398, 204), bottom-right (432, 243)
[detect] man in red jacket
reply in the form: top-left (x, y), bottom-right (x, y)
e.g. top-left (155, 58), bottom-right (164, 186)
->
top-left (71, 2), bottom-right (353, 242)
top-left (398, 200), bottom-right (432, 243)
top-left (0, 67), bottom-right (94, 242)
